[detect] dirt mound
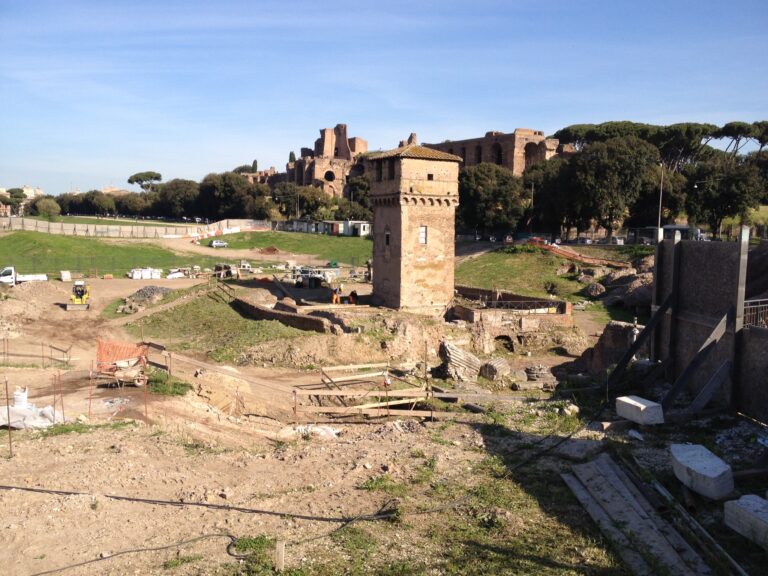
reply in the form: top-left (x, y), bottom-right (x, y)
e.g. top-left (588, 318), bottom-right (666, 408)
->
top-left (0, 282), bottom-right (68, 330)
top-left (11, 281), bottom-right (68, 300)
top-left (258, 245), bottom-right (280, 254)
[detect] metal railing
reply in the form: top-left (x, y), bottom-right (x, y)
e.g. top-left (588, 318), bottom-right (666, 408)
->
top-left (744, 299), bottom-right (768, 328)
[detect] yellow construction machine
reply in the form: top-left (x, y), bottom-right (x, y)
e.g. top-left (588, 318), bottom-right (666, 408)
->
top-left (67, 280), bottom-right (90, 311)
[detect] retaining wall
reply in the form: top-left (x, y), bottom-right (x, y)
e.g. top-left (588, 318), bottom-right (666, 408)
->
top-left (232, 297), bottom-right (331, 334)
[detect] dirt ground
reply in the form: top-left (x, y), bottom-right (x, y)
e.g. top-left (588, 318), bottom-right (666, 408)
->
top-left (2, 276), bottom-right (766, 575)
top-left (0, 276), bottom-right (605, 575)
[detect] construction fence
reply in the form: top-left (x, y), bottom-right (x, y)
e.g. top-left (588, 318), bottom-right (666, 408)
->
top-left (1, 337), bottom-right (73, 368)
top-left (0, 217), bottom-right (270, 239)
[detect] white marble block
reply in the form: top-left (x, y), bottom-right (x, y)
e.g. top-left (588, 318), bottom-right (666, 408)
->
top-left (670, 444), bottom-right (734, 500)
top-left (616, 395), bottom-right (664, 425)
top-left (724, 495), bottom-right (768, 550)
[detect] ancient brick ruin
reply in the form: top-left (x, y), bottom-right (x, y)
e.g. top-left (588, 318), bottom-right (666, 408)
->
top-left (424, 128), bottom-right (573, 176)
top-left (286, 123), bottom-right (368, 197)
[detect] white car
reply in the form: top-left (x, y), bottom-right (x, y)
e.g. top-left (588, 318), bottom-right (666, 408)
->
top-left (208, 239), bottom-right (228, 248)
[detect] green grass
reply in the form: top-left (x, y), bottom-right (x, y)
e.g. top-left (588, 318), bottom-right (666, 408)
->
top-left (147, 370), bottom-right (193, 396)
top-left (358, 474), bottom-right (408, 496)
top-left (162, 555), bottom-right (203, 569)
top-left (21, 215), bottom-right (186, 227)
top-left (223, 231), bottom-right (373, 265)
top-left (126, 294), bottom-right (304, 363)
top-left (723, 204), bottom-right (768, 226)
top-left (455, 248), bottom-right (584, 300)
top-left (573, 244), bottom-right (654, 262)
top-left (38, 421), bottom-right (134, 437)
top-left (0, 231), bottom-right (224, 275)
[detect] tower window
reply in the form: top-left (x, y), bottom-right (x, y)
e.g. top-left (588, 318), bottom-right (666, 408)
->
top-left (385, 231), bottom-right (390, 246)
top-left (387, 158), bottom-right (396, 180)
top-left (419, 226), bottom-right (428, 245)
top-left (427, 174), bottom-right (434, 181)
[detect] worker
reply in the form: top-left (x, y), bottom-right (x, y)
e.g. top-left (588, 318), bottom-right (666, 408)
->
top-left (332, 285), bottom-right (341, 304)
top-left (349, 290), bottom-right (358, 305)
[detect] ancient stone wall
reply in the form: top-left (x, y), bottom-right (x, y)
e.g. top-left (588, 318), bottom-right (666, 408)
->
top-left (232, 298), bottom-right (331, 333)
top-left (369, 144), bottom-right (460, 314)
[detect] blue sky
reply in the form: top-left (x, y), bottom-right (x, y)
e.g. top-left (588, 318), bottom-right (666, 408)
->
top-left (1, 0), bottom-right (766, 195)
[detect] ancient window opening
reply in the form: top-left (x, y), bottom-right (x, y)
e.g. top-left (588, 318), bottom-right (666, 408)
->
top-left (419, 225), bottom-right (428, 245)
top-left (475, 145), bottom-right (482, 163)
top-left (427, 173), bottom-right (434, 181)
top-left (375, 161), bottom-right (383, 182)
top-left (461, 147), bottom-right (467, 162)
top-left (324, 170), bottom-right (336, 182)
top-left (334, 147), bottom-right (339, 156)
top-left (492, 143), bottom-right (502, 165)
top-left (387, 159), bottom-right (396, 180)
top-left (385, 230), bottom-right (391, 246)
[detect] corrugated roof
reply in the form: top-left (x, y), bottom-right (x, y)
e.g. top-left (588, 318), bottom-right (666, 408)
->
top-left (366, 144), bottom-right (463, 162)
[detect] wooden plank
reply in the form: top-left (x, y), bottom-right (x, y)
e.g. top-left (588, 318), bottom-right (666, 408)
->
top-left (320, 369), bottom-right (347, 407)
top-left (607, 293), bottom-right (673, 392)
top-left (685, 361), bottom-right (731, 414)
top-left (322, 363), bottom-right (389, 372)
top-left (295, 405), bottom-right (474, 419)
top-left (662, 309), bottom-right (730, 411)
top-left (323, 371), bottom-right (386, 383)
top-left (293, 387), bottom-right (426, 397)
top-left (293, 388), bottom-right (528, 403)
top-left (561, 473), bottom-right (654, 576)
top-left (353, 397), bottom-right (425, 410)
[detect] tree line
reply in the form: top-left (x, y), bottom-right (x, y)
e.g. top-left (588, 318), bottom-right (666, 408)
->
top-left (7, 120), bottom-right (766, 235)
top-left (15, 166), bottom-right (373, 223)
top-left (458, 121), bottom-right (767, 237)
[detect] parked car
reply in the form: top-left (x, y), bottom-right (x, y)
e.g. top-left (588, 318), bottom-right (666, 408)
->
top-left (576, 237), bottom-right (593, 245)
top-left (209, 239), bottom-right (228, 248)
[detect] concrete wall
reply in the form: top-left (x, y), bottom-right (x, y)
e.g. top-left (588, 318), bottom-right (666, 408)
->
top-left (232, 298), bottom-right (331, 333)
top-left (737, 327), bottom-right (768, 421)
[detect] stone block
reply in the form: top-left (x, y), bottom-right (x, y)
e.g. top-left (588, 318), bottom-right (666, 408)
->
top-left (615, 395), bottom-right (664, 425)
top-left (724, 495), bottom-right (768, 550)
top-left (670, 444), bottom-right (734, 500)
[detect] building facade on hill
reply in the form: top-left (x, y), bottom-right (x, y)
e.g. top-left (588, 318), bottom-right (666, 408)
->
top-left (424, 128), bottom-right (572, 176)
top-left (366, 133), bottom-right (462, 315)
top-left (286, 124), bottom-right (368, 197)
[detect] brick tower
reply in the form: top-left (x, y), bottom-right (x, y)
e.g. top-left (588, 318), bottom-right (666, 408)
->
top-left (366, 134), bottom-right (462, 314)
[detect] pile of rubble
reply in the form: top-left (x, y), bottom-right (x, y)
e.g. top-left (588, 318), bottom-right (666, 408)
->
top-left (116, 286), bottom-right (172, 314)
top-left (437, 341), bottom-right (558, 391)
top-left (575, 255), bottom-right (655, 309)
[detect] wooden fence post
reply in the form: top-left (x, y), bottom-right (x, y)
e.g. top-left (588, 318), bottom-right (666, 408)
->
top-left (4, 377), bottom-right (12, 458)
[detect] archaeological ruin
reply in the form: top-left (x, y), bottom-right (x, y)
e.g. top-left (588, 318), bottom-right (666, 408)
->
top-left (424, 128), bottom-right (574, 176)
top-left (286, 123), bottom-right (368, 197)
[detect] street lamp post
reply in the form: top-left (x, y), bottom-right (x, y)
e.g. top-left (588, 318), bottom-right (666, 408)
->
top-left (657, 162), bottom-right (664, 229)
